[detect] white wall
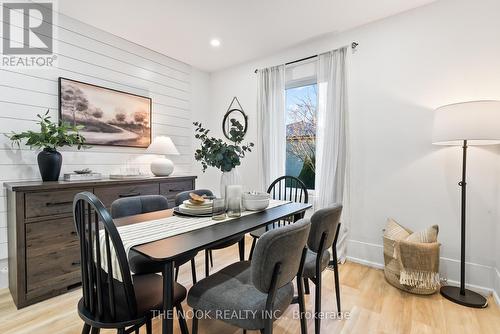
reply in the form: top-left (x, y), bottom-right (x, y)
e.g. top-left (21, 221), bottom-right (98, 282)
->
top-left (495, 201), bottom-right (500, 302)
top-left (0, 11), bottom-right (210, 262)
top-left (200, 0), bottom-right (500, 293)
top-left (194, 63), bottom-right (260, 193)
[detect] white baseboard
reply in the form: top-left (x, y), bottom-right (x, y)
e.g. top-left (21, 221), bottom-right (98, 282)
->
top-left (347, 239), bottom-right (496, 296)
top-left (494, 267), bottom-right (500, 306)
top-left (438, 256), bottom-right (494, 293)
top-left (444, 278), bottom-right (493, 297)
top-left (346, 255), bottom-right (384, 269)
top-left (0, 259), bottom-right (7, 289)
top-left (347, 239), bottom-right (384, 266)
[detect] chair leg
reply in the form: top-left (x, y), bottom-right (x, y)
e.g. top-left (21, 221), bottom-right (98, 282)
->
top-left (297, 276), bottom-right (308, 334)
top-left (82, 324), bottom-right (91, 334)
top-left (191, 258), bottom-right (197, 284)
top-left (263, 318), bottom-right (273, 334)
top-left (238, 237), bottom-right (245, 261)
top-left (209, 249), bottom-right (214, 267)
top-left (135, 329), bottom-right (139, 334)
top-left (116, 329), bottom-right (123, 334)
top-left (192, 309), bottom-right (199, 334)
top-left (176, 304), bottom-right (189, 334)
top-left (146, 316), bottom-right (152, 334)
top-left (303, 277), bottom-right (310, 295)
top-left (91, 328), bottom-right (100, 334)
top-left (249, 237), bottom-right (257, 260)
top-left (332, 248), bottom-right (341, 313)
top-left (175, 266), bottom-right (179, 282)
top-left (314, 272), bottom-right (322, 334)
top-left (205, 250), bottom-right (210, 277)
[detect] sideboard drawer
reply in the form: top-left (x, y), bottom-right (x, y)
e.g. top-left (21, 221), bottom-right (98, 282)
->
top-left (26, 218), bottom-right (81, 294)
top-left (94, 183), bottom-right (159, 207)
top-left (160, 180), bottom-right (194, 201)
top-left (25, 188), bottom-right (92, 219)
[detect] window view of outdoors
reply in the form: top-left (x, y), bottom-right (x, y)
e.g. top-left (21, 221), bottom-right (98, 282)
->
top-left (285, 84), bottom-right (317, 189)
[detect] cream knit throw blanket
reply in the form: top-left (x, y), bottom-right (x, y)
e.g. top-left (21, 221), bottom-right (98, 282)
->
top-left (396, 239), bottom-right (440, 289)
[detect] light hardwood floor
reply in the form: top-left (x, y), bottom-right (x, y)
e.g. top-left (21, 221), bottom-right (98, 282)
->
top-left (0, 236), bottom-right (499, 334)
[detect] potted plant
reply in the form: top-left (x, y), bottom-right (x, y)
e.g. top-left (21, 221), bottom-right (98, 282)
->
top-left (193, 120), bottom-right (254, 197)
top-left (6, 110), bottom-right (87, 181)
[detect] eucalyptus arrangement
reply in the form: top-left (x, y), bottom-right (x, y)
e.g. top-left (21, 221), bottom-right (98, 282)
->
top-left (6, 110), bottom-right (87, 181)
top-left (193, 120), bottom-right (254, 172)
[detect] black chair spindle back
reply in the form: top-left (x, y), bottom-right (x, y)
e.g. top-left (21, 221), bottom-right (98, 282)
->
top-left (73, 191), bottom-right (138, 323)
top-left (267, 176), bottom-right (309, 227)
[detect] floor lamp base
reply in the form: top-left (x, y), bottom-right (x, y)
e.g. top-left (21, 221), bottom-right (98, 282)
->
top-left (440, 285), bottom-right (488, 308)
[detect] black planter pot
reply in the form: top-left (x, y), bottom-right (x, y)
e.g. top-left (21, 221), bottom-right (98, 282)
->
top-left (37, 148), bottom-right (62, 181)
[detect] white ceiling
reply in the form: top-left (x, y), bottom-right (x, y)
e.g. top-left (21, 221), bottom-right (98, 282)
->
top-left (59, 0), bottom-right (436, 72)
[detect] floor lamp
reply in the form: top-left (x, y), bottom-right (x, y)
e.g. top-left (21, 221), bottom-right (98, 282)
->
top-left (432, 100), bottom-right (500, 308)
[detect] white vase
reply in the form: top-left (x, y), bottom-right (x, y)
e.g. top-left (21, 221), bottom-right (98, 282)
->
top-left (220, 168), bottom-right (241, 199)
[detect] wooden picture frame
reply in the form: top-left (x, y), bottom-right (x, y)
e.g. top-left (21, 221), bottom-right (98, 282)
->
top-left (58, 77), bottom-right (152, 148)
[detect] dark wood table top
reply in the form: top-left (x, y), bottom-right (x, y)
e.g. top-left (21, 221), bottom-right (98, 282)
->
top-left (113, 202), bottom-right (312, 262)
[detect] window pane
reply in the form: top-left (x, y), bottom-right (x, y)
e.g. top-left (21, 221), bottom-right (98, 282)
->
top-left (285, 84), bottom-right (317, 190)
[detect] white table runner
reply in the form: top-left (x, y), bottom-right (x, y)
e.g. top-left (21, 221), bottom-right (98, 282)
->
top-left (100, 199), bottom-right (291, 280)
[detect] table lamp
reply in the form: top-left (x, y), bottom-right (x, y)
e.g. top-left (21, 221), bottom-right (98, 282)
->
top-left (432, 100), bottom-right (500, 308)
top-left (146, 136), bottom-right (179, 176)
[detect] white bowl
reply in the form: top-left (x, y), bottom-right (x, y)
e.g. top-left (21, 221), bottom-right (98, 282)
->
top-left (243, 198), bottom-right (270, 211)
top-left (242, 192), bottom-right (270, 200)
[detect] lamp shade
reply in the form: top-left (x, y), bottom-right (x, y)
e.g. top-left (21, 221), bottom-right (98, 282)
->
top-left (432, 100), bottom-right (500, 145)
top-left (146, 136), bottom-right (179, 155)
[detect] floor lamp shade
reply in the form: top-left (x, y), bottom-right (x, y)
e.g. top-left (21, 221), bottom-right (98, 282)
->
top-left (146, 136), bottom-right (180, 176)
top-left (432, 100), bottom-right (500, 309)
top-left (432, 100), bottom-right (500, 145)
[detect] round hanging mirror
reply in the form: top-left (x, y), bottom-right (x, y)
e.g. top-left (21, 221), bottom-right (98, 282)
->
top-left (222, 98), bottom-right (248, 141)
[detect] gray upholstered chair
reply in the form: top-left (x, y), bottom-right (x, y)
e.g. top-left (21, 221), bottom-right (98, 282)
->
top-left (175, 189), bottom-right (245, 277)
top-left (302, 203), bottom-right (343, 334)
top-left (111, 195), bottom-right (198, 284)
top-left (187, 219), bottom-right (311, 334)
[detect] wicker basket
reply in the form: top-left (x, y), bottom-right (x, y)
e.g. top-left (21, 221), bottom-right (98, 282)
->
top-left (383, 235), bottom-right (440, 295)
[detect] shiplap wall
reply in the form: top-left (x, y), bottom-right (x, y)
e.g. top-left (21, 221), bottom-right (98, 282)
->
top-left (0, 11), bottom-right (197, 260)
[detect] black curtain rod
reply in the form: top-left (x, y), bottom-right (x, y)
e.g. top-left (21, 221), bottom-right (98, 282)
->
top-left (254, 42), bottom-right (358, 74)
top-left (286, 54), bottom-right (317, 66)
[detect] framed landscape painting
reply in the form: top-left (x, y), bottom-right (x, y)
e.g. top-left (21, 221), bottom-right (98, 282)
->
top-left (59, 77), bottom-right (152, 148)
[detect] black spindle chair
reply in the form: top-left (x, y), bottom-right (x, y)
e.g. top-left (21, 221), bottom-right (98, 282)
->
top-left (74, 192), bottom-right (189, 334)
top-left (249, 176), bottom-right (309, 259)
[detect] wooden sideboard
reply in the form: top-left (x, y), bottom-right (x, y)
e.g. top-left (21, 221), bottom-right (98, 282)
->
top-left (4, 175), bottom-right (196, 308)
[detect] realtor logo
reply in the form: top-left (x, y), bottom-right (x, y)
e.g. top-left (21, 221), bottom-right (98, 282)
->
top-left (1, 1), bottom-right (56, 67)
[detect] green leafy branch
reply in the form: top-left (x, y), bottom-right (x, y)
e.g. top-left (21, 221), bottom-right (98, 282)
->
top-left (6, 110), bottom-right (88, 150)
top-left (193, 120), bottom-right (254, 172)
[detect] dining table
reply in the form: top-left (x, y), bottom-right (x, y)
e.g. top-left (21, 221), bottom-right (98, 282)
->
top-left (113, 201), bottom-right (312, 334)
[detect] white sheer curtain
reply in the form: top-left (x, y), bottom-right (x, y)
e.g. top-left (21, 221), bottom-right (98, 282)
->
top-left (315, 47), bottom-right (350, 262)
top-left (257, 65), bottom-right (286, 191)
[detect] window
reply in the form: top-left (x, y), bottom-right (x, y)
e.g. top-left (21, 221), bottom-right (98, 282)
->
top-left (285, 83), bottom-right (317, 189)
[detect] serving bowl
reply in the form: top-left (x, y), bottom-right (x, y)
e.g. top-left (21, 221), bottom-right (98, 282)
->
top-left (242, 192), bottom-right (270, 201)
top-left (243, 198), bottom-right (270, 211)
